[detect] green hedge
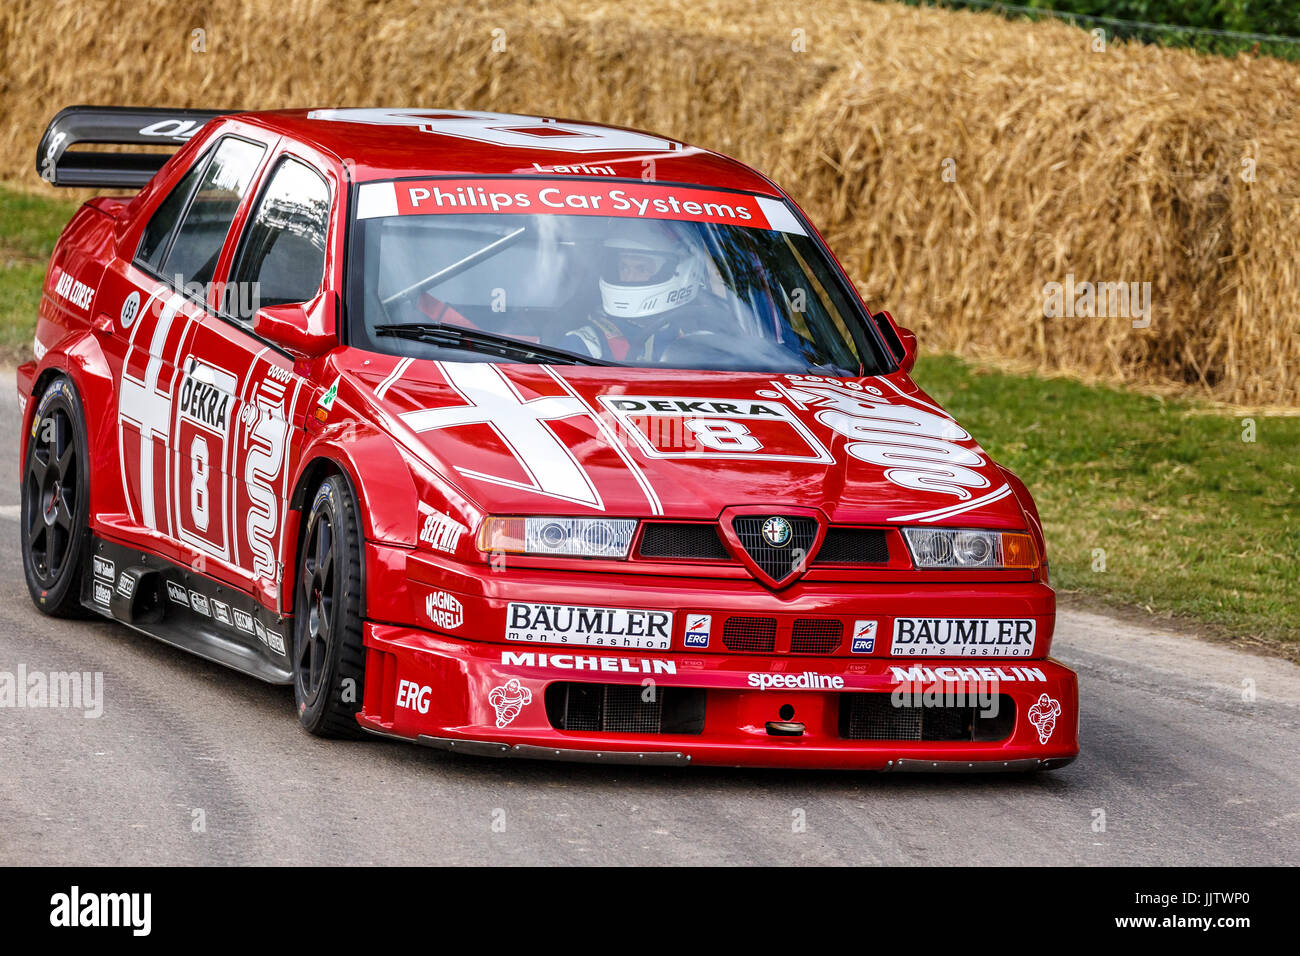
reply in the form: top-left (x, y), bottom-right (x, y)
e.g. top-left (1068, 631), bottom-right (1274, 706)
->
top-left (1025, 1), bottom-right (1299, 35)
top-left (910, 0), bottom-right (1300, 59)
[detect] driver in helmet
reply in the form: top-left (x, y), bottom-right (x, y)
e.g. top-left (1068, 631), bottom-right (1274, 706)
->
top-left (560, 221), bottom-right (720, 362)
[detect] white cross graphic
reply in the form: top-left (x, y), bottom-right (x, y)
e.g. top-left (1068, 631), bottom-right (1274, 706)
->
top-left (305, 109), bottom-right (676, 153)
top-left (118, 293), bottom-right (184, 530)
top-left (400, 363), bottom-right (602, 508)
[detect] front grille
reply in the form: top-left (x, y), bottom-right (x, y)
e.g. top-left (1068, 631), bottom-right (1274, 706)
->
top-left (722, 616), bottom-right (777, 652)
top-left (639, 522), bottom-right (729, 560)
top-left (791, 618), bottom-right (842, 654)
top-left (732, 515), bottom-right (818, 582)
top-left (814, 528), bottom-right (890, 564)
top-left (838, 694), bottom-right (1016, 741)
top-left (544, 683), bottom-right (705, 734)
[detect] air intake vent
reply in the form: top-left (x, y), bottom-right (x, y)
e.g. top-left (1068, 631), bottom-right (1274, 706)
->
top-left (841, 694), bottom-right (923, 740)
top-left (639, 522), bottom-right (730, 560)
top-left (732, 515), bottom-right (818, 583)
top-left (544, 683), bottom-right (705, 735)
top-left (814, 528), bottom-right (889, 564)
top-left (838, 694), bottom-right (1016, 741)
top-left (722, 616), bottom-right (777, 653)
top-left (791, 619), bottom-right (842, 654)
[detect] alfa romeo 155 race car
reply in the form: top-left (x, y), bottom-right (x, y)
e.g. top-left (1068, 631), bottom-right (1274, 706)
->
top-left (21, 106), bottom-right (1077, 769)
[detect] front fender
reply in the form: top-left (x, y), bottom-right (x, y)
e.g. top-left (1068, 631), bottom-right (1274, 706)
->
top-left (291, 420), bottom-right (422, 548)
top-left (996, 463), bottom-right (1047, 570)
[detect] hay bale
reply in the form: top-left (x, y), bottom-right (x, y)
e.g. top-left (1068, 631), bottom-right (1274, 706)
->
top-left (0, 0), bottom-right (1295, 405)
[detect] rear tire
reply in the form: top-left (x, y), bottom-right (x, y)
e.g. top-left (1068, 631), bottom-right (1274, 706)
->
top-left (21, 376), bottom-right (92, 618)
top-left (293, 474), bottom-right (367, 738)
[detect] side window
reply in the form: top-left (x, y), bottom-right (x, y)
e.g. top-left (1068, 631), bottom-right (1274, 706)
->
top-left (228, 157), bottom-right (331, 322)
top-left (136, 161), bottom-right (204, 272)
top-left (156, 137), bottom-right (266, 291)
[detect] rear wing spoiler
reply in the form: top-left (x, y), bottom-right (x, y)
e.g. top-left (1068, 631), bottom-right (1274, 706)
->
top-left (36, 106), bottom-right (234, 188)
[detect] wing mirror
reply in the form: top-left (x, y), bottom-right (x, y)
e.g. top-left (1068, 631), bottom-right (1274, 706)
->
top-left (896, 327), bottom-right (918, 373)
top-left (253, 291), bottom-right (338, 359)
top-left (871, 310), bottom-right (917, 374)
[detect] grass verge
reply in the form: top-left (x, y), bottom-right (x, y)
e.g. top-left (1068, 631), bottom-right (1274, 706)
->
top-left (914, 354), bottom-right (1299, 652)
top-left (0, 186), bottom-right (78, 361)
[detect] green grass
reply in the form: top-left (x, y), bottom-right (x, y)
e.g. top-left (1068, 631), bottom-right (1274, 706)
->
top-left (0, 186), bottom-right (80, 356)
top-left (0, 185), bottom-right (1295, 644)
top-left (914, 354), bottom-right (1299, 645)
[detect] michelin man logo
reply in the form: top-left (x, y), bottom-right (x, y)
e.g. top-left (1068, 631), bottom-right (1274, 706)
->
top-left (1027, 693), bottom-right (1062, 744)
top-left (244, 373), bottom-right (289, 581)
top-left (488, 679), bottom-right (532, 728)
top-left (778, 380), bottom-right (989, 500)
top-left (759, 379), bottom-right (982, 502)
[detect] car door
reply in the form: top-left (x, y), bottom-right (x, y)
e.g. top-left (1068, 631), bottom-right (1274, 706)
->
top-left (198, 151), bottom-right (337, 620)
top-left (111, 133), bottom-right (271, 578)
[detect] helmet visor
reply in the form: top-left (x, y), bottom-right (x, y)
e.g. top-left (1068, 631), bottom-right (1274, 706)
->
top-left (601, 247), bottom-right (682, 286)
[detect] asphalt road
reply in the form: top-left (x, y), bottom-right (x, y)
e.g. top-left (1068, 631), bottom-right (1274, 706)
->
top-left (1, 373), bottom-right (1297, 865)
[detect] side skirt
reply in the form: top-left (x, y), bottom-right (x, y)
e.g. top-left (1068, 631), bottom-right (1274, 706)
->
top-left (81, 535), bottom-right (293, 684)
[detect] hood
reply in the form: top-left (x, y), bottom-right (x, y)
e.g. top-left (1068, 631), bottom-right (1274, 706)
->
top-left (345, 356), bottom-right (1026, 529)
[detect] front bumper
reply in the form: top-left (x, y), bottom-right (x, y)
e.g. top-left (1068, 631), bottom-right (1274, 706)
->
top-left (356, 623), bottom-right (1079, 770)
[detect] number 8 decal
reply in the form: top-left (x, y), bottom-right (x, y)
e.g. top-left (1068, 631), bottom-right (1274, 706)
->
top-left (190, 434), bottom-right (209, 531)
top-left (171, 355), bottom-right (233, 560)
top-left (685, 418), bottom-right (762, 452)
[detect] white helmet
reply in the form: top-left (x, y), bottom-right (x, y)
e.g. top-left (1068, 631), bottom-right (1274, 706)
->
top-left (598, 224), bottom-right (703, 320)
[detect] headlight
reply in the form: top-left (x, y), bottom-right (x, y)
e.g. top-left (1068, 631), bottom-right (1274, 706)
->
top-left (478, 516), bottom-right (637, 558)
top-left (902, 527), bottom-right (1038, 569)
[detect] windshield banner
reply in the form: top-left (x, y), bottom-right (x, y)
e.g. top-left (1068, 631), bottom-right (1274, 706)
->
top-left (357, 178), bottom-right (805, 234)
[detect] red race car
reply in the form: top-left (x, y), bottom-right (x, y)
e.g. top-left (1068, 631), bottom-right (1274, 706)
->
top-left (22, 106), bottom-right (1077, 770)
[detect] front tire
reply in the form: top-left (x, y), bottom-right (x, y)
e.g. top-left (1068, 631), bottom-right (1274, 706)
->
top-left (21, 376), bottom-right (92, 617)
top-left (293, 474), bottom-right (366, 738)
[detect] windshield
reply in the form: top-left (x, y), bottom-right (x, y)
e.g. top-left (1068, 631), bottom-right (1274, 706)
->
top-left (347, 178), bottom-right (889, 375)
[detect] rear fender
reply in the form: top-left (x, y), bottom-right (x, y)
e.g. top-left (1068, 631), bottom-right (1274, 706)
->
top-left (21, 330), bottom-right (124, 528)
